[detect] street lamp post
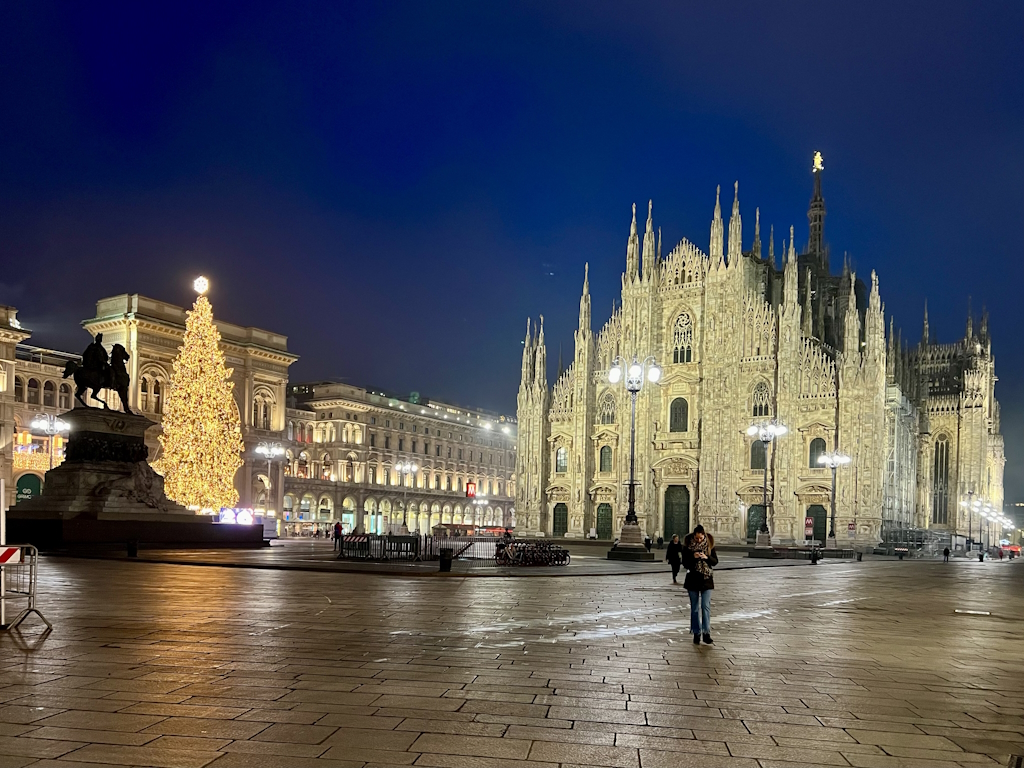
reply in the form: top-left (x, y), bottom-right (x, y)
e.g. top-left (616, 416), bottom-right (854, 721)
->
top-left (30, 414), bottom-right (70, 471)
top-left (960, 490), bottom-right (975, 551)
top-left (818, 450), bottom-right (851, 547)
top-left (395, 460), bottom-right (418, 531)
top-left (606, 355), bottom-right (661, 561)
top-left (746, 420), bottom-right (787, 546)
top-left (254, 442), bottom-right (284, 523)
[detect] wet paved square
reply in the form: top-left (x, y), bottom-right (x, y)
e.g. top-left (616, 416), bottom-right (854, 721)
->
top-left (1, 556), bottom-right (1021, 767)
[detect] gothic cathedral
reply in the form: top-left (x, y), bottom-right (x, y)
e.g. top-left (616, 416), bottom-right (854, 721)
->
top-left (515, 162), bottom-right (1003, 546)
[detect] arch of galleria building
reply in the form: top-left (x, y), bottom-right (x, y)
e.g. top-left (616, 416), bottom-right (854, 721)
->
top-left (515, 167), bottom-right (1004, 547)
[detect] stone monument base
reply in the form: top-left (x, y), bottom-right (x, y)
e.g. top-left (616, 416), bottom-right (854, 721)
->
top-left (607, 521), bottom-right (655, 561)
top-left (9, 408), bottom-right (263, 550)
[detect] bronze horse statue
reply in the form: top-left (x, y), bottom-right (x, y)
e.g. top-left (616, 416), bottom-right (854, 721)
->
top-left (63, 343), bottom-right (133, 414)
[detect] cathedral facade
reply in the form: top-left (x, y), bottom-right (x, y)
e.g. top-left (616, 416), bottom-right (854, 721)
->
top-left (515, 165), bottom-right (1004, 547)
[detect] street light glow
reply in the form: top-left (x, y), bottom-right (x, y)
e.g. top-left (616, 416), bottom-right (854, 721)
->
top-left (608, 365), bottom-right (622, 384)
top-left (194, 275), bottom-right (209, 294)
top-left (647, 364), bottom-right (661, 383)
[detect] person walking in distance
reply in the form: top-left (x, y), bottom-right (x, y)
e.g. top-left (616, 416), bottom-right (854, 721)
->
top-left (334, 521), bottom-right (343, 551)
top-left (682, 525), bottom-right (718, 645)
top-left (666, 534), bottom-right (683, 584)
top-left (943, 546), bottom-right (950, 562)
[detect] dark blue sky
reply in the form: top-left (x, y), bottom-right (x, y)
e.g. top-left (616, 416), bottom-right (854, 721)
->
top-left (3, 3), bottom-right (1022, 500)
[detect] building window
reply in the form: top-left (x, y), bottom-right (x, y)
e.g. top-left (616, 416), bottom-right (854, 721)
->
top-left (932, 435), bottom-right (950, 525)
top-left (385, 420), bottom-right (391, 428)
top-left (43, 380), bottom-right (55, 407)
top-left (411, 440), bottom-right (417, 453)
top-left (369, 433), bottom-right (376, 448)
top-left (141, 378), bottom-right (150, 411)
top-left (750, 440), bottom-right (767, 470)
top-left (436, 445), bottom-right (441, 456)
top-left (555, 447), bottom-right (568, 474)
top-left (27, 378), bottom-right (39, 405)
top-left (371, 417), bottom-right (377, 425)
top-left (153, 381), bottom-right (162, 414)
top-left (58, 383), bottom-right (71, 409)
top-left (752, 382), bottom-right (771, 417)
top-left (385, 436), bottom-right (391, 449)
top-left (384, 469), bottom-right (390, 486)
top-left (262, 402), bottom-right (272, 431)
top-left (368, 465), bottom-right (377, 484)
top-left (399, 422), bottom-right (404, 430)
top-left (435, 474), bottom-right (441, 489)
top-left (14, 377), bottom-right (24, 402)
top-left (599, 393), bottom-right (615, 424)
top-left (399, 438), bottom-right (404, 451)
top-left (446, 476), bottom-right (452, 491)
top-left (600, 445), bottom-right (612, 473)
top-left (672, 312), bottom-right (694, 363)
top-left (424, 442), bottom-right (429, 455)
top-left (809, 437), bottom-right (827, 468)
top-left (447, 447), bottom-right (452, 458)
top-left (669, 398), bottom-right (688, 432)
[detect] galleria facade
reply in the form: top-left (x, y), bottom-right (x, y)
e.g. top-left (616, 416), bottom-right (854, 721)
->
top-left (515, 166), bottom-right (1004, 546)
top-left (0, 297), bottom-right (516, 535)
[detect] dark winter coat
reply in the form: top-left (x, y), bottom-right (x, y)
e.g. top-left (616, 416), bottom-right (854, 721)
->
top-left (681, 533), bottom-right (719, 591)
top-left (666, 541), bottom-right (684, 565)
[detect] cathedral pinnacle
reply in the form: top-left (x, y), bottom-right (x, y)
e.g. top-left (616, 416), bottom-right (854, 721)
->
top-left (710, 185), bottom-right (724, 265)
top-left (787, 225), bottom-right (796, 264)
top-left (922, 301), bottom-right (930, 346)
top-left (753, 207), bottom-right (761, 258)
top-left (768, 224), bottom-right (775, 264)
top-left (626, 203), bottom-right (640, 282)
top-left (808, 150), bottom-right (827, 268)
top-left (641, 200), bottom-right (655, 281)
top-left (727, 181), bottom-right (742, 261)
top-left (578, 263), bottom-right (591, 333)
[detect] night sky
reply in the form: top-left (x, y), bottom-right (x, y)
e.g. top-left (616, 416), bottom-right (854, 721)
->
top-left (3, 3), bottom-right (1022, 504)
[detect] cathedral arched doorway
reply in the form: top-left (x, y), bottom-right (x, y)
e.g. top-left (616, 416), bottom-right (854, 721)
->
top-left (747, 505), bottom-right (766, 542)
top-left (553, 503), bottom-right (568, 537)
top-left (596, 503), bottom-right (613, 540)
top-left (663, 486), bottom-right (690, 540)
top-left (806, 504), bottom-right (827, 543)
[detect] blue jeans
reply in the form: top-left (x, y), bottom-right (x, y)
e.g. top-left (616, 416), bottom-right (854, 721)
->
top-left (688, 589), bottom-right (711, 636)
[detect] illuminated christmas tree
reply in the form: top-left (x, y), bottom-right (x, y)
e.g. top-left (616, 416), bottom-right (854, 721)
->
top-left (158, 277), bottom-right (243, 510)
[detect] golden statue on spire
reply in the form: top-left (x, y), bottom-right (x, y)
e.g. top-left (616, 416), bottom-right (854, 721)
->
top-left (812, 151), bottom-right (824, 173)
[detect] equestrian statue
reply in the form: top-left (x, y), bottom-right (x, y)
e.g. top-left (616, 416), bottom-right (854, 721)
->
top-left (62, 333), bottom-right (133, 414)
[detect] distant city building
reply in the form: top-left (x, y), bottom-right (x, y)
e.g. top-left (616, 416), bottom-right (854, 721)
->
top-left (281, 382), bottom-right (516, 535)
top-left (515, 166), bottom-right (1003, 546)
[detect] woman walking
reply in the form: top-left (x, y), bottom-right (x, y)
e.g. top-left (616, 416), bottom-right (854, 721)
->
top-left (666, 534), bottom-right (683, 584)
top-left (682, 524), bottom-right (718, 645)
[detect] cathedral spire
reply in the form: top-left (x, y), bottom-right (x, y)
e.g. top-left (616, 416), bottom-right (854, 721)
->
top-left (808, 151), bottom-right (827, 268)
top-left (966, 296), bottom-right (973, 339)
top-left (657, 227), bottom-right (662, 260)
top-left (727, 181), bottom-right (742, 262)
top-left (922, 301), bottom-right (930, 347)
top-left (534, 315), bottom-right (547, 389)
top-left (768, 224), bottom-right (775, 265)
top-left (802, 268), bottom-right (813, 337)
top-left (641, 200), bottom-right (655, 281)
top-left (520, 318), bottom-right (533, 389)
top-left (626, 203), bottom-right (639, 282)
top-left (709, 185), bottom-right (724, 267)
top-left (578, 262), bottom-right (591, 333)
top-left (843, 271), bottom-right (860, 362)
top-left (787, 225), bottom-right (796, 264)
top-left (753, 207), bottom-right (761, 259)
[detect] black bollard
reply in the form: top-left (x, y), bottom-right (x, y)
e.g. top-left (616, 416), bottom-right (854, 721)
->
top-left (127, 540), bottom-right (138, 558)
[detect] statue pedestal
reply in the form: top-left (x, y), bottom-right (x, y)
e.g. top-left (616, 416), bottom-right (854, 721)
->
top-left (607, 521), bottom-right (655, 561)
top-left (9, 407), bottom-right (262, 549)
top-left (755, 531), bottom-right (772, 548)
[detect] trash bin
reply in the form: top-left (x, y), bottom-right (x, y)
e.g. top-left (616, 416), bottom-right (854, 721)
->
top-left (978, 552), bottom-right (985, 563)
top-left (856, 551), bottom-right (863, 562)
top-left (439, 550), bottom-right (453, 572)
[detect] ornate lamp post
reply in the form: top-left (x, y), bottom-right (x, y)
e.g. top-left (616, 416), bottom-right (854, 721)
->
top-left (746, 420), bottom-right (787, 545)
top-left (606, 355), bottom-right (661, 560)
top-left (959, 491), bottom-right (981, 551)
top-left (818, 450), bottom-right (851, 546)
top-left (254, 441), bottom-right (284, 523)
top-left (30, 414), bottom-right (70, 471)
top-left (395, 460), bottom-right (418, 529)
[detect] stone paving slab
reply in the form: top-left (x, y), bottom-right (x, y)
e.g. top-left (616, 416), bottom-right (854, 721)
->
top-left (0, 556), bottom-right (1021, 767)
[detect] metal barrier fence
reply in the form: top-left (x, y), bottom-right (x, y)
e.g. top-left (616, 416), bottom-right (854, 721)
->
top-left (0, 545), bottom-right (51, 631)
top-left (337, 534), bottom-right (503, 563)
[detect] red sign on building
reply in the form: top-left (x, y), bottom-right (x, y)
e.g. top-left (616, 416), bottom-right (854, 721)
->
top-left (466, 482), bottom-right (476, 498)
